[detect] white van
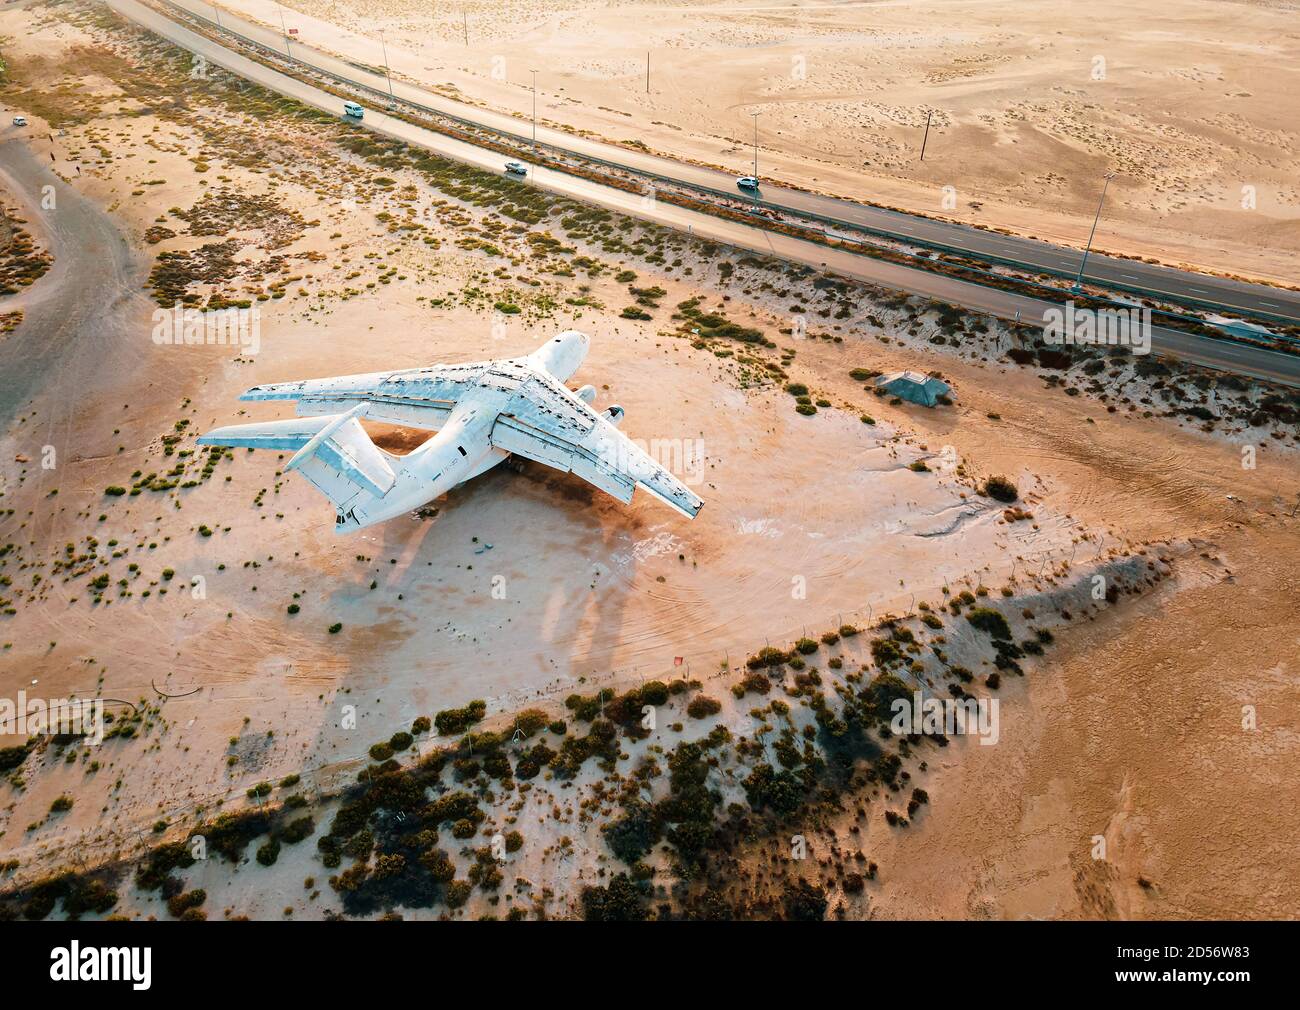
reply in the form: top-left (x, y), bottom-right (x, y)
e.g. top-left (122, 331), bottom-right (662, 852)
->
top-left (343, 102), bottom-right (365, 120)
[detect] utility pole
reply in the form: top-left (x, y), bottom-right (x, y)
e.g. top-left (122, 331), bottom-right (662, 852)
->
top-left (919, 109), bottom-right (933, 161)
top-left (277, 2), bottom-right (291, 58)
top-left (1073, 171), bottom-right (1116, 292)
top-left (531, 69), bottom-right (539, 147)
top-left (378, 29), bottom-right (394, 98)
top-left (646, 51), bottom-right (650, 94)
top-left (463, 11), bottom-right (468, 46)
top-left (211, 1), bottom-right (221, 28)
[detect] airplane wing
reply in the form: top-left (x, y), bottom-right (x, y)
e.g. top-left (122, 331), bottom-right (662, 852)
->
top-left (489, 373), bottom-right (703, 519)
top-left (239, 362), bottom-right (487, 432)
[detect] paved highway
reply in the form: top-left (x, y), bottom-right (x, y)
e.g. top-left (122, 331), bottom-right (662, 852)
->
top-left (103, 0), bottom-right (1300, 387)
top-left (156, 0), bottom-right (1300, 324)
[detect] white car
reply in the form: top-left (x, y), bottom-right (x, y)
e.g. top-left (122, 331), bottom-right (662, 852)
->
top-left (12, 115), bottom-right (27, 127)
top-left (504, 161), bottom-right (528, 176)
top-left (736, 175), bottom-right (759, 191)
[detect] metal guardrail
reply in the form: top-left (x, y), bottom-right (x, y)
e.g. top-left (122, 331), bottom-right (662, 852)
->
top-left (158, 1), bottom-right (1300, 353)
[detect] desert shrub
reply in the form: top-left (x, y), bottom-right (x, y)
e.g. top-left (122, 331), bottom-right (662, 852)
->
top-left (794, 637), bottom-right (819, 655)
top-left (434, 699), bottom-right (487, 735)
top-left (256, 838), bottom-right (281, 866)
top-left (388, 731), bottom-right (413, 751)
top-left (602, 799), bottom-right (663, 864)
top-left (981, 475), bottom-right (1018, 502)
top-left (418, 849), bottom-right (455, 882)
top-left (514, 708), bottom-right (550, 736)
top-left (136, 842), bottom-right (197, 891)
top-left (870, 637), bottom-right (905, 668)
top-left (342, 830), bottom-right (374, 860)
top-left (166, 888), bottom-right (206, 918)
top-left (444, 880), bottom-right (472, 908)
top-left (746, 646), bottom-right (788, 669)
top-left (581, 873), bottom-right (648, 921)
top-left (781, 878), bottom-right (828, 921)
top-left (282, 816), bottom-right (315, 844)
top-left (743, 762), bottom-right (805, 816)
top-left (966, 607), bottom-right (1012, 640)
top-left (686, 696), bottom-right (721, 719)
top-left (865, 672), bottom-right (912, 722)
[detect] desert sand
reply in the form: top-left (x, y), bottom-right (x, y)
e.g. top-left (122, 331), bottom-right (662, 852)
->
top-left (212, 0), bottom-right (1300, 284)
top-left (0, 1), bottom-right (1296, 920)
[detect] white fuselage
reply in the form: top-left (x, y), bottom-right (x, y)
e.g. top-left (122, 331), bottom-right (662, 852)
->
top-left (338, 330), bottom-right (591, 531)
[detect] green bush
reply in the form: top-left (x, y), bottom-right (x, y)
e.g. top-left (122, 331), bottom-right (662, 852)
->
top-left (256, 838), bottom-right (281, 866)
top-left (966, 607), bottom-right (1012, 641)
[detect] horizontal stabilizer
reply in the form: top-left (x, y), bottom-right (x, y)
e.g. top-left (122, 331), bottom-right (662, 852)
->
top-left (198, 412), bottom-right (396, 501)
top-left (197, 415), bottom-right (335, 451)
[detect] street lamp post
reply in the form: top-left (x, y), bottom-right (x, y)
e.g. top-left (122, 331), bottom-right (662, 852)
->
top-left (1073, 171), bottom-right (1116, 292)
top-left (211, 1), bottom-right (222, 28)
top-left (750, 111), bottom-right (760, 209)
top-left (531, 70), bottom-right (539, 148)
top-left (378, 30), bottom-right (394, 98)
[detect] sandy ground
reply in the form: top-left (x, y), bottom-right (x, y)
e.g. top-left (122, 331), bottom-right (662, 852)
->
top-left (211, 0), bottom-right (1300, 284)
top-left (0, 2), bottom-right (1296, 919)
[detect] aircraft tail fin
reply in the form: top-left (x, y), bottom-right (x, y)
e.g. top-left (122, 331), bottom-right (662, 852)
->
top-left (198, 408), bottom-right (396, 526)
